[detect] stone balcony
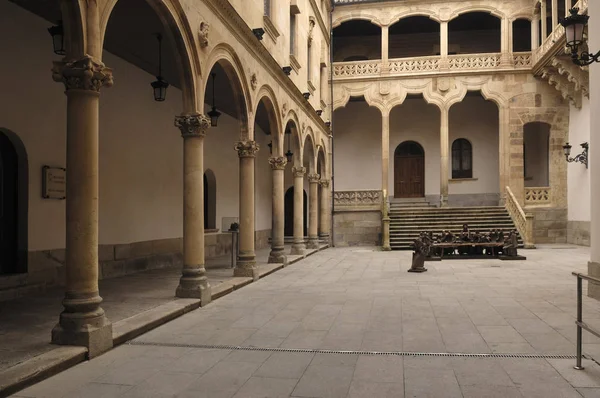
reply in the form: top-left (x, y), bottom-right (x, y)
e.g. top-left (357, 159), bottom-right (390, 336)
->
top-left (332, 52), bottom-right (532, 81)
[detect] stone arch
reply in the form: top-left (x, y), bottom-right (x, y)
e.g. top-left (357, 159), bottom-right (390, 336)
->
top-left (99, 0), bottom-right (200, 112)
top-left (303, 131), bottom-right (317, 173)
top-left (0, 128), bottom-right (28, 275)
top-left (204, 168), bottom-right (217, 230)
top-left (254, 85), bottom-right (282, 156)
top-left (448, 6), bottom-right (505, 21)
top-left (316, 144), bottom-right (327, 176)
top-left (332, 15), bottom-right (383, 29)
top-left (283, 110), bottom-right (303, 164)
top-left (60, 0), bottom-right (87, 57)
top-left (204, 44), bottom-right (252, 140)
top-left (389, 11), bottom-right (442, 26)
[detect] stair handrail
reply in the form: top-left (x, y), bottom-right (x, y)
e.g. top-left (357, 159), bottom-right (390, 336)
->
top-left (505, 186), bottom-right (535, 249)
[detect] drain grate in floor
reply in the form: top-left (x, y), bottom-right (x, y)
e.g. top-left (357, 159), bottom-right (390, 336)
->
top-left (128, 341), bottom-right (579, 360)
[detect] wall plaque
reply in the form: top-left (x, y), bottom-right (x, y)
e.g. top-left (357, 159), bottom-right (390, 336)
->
top-left (42, 166), bottom-right (66, 200)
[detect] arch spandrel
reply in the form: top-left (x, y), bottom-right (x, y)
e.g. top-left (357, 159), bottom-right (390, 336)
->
top-left (388, 11), bottom-right (442, 26)
top-left (332, 14), bottom-right (383, 29)
top-left (448, 6), bottom-right (506, 21)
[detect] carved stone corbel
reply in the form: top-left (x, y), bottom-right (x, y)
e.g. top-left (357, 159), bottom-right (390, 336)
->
top-left (199, 22), bottom-right (210, 48)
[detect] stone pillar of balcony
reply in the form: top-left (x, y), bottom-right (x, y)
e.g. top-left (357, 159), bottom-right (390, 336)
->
top-left (541, 0), bottom-right (548, 41)
top-left (381, 110), bottom-right (390, 199)
top-left (381, 25), bottom-right (389, 72)
top-left (532, 13), bottom-right (540, 50)
top-left (552, 0), bottom-right (558, 31)
top-left (500, 18), bottom-right (512, 66)
top-left (440, 21), bottom-right (449, 69)
top-left (440, 106), bottom-right (449, 207)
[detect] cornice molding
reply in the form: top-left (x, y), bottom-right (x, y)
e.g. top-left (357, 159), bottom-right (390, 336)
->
top-left (203, 0), bottom-right (328, 134)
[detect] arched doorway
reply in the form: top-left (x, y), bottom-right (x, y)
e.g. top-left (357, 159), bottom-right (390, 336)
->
top-left (394, 141), bottom-right (425, 198)
top-left (285, 187), bottom-right (307, 237)
top-left (0, 129), bottom-right (27, 275)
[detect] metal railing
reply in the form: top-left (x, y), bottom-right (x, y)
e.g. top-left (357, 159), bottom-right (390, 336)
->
top-left (572, 272), bottom-right (600, 370)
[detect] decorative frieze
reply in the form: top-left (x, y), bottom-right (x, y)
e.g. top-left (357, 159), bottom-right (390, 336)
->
top-left (175, 114), bottom-right (210, 138)
top-left (334, 190), bottom-right (382, 211)
top-left (235, 140), bottom-right (260, 158)
top-left (540, 57), bottom-right (588, 109)
top-left (525, 187), bottom-right (551, 205)
top-left (52, 56), bottom-right (113, 92)
top-left (268, 156), bottom-right (287, 170)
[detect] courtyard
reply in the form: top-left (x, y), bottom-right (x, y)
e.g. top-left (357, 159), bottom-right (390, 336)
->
top-left (10, 245), bottom-right (600, 397)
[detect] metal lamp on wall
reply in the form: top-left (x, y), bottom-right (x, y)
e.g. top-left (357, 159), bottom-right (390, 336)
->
top-left (285, 129), bottom-right (293, 163)
top-left (563, 142), bottom-right (589, 168)
top-left (150, 34), bottom-right (169, 102)
top-left (561, 8), bottom-right (599, 66)
top-left (207, 73), bottom-right (222, 127)
top-left (48, 20), bottom-right (65, 55)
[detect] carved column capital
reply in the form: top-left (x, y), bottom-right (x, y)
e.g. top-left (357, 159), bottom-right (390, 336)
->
top-left (269, 156), bottom-right (287, 170)
top-left (320, 179), bottom-right (330, 188)
top-left (292, 166), bottom-right (306, 178)
top-left (175, 114), bottom-right (210, 138)
top-left (52, 56), bottom-right (113, 92)
top-left (235, 140), bottom-right (260, 158)
top-left (308, 173), bottom-right (321, 183)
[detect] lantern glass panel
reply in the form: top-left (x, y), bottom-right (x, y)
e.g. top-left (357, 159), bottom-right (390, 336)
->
top-left (563, 144), bottom-right (572, 156)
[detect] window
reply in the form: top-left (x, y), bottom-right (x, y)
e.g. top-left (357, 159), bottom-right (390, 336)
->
top-left (264, 0), bottom-right (271, 17)
top-left (290, 14), bottom-right (297, 55)
top-left (452, 139), bottom-right (472, 179)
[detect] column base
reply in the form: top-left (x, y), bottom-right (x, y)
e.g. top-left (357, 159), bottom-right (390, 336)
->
top-left (176, 266), bottom-right (212, 305)
top-left (268, 247), bottom-right (288, 265)
top-left (291, 242), bottom-right (306, 256)
top-left (235, 254), bottom-right (258, 280)
top-left (51, 293), bottom-right (113, 358)
top-left (588, 262), bottom-right (600, 300)
top-left (319, 233), bottom-right (330, 241)
top-left (307, 237), bottom-right (320, 249)
top-left (381, 245), bottom-right (392, 251)
top-left (440, 196), bottom-right (449, 207)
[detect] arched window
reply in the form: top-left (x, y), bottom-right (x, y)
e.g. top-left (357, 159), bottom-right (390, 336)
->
top-left (452, 139), bottom-right (472, 179)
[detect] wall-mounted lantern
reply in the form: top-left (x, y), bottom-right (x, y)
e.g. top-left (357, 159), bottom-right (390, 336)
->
top-left (48, 20), bottom-right (65, 55)
top-left (563, 142), bottom-right (589, 168)
top-left (561, 8), bottom-right (599, 66)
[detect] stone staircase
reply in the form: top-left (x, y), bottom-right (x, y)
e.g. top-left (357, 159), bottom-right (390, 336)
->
top-left (389, 202), bottom-right (521, 250)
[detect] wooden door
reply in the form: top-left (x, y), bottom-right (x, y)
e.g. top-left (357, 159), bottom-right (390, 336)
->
top-left (394, 141), bottom-right (425, 198)
top-left (0, 133), bottom-right (18, 275)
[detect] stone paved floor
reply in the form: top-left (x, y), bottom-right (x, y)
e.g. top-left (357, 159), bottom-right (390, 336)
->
top-left (0, 245), bottom-right (305, 373)
top-left (11, 245), bottom-right (600, 397)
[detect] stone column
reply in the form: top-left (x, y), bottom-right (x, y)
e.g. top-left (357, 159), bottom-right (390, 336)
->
top-left (440, 21), bottom-right (449, 68)
top-left (381, 110), bottom-right (390, 197)
top-left (532, 14), bottom-right (540, 50)
top-left (551, 0), bottom-right (558, 30)
top-left (501, 18), bottom-right (512, 66)
top-left (440, 106), bottom-right (449, 207)
top-left (268, 156), bottom-right (287, 264)
top-left (291, 166), bottom-right (306, 255)
top-left (174, 114), bottom-right (211, 304)
top-left (50, 56), bottom-right (113, 357)
top-left (319, 179), bottom-right (330, 241)
top-left (307, 173), bottom-right (320, 249)
top-left (541, 0), bottom-right (548, 41)
top-left (381, 25), bottom-right (389, 70)
top-left (235, 141), bottom-right (259, 279)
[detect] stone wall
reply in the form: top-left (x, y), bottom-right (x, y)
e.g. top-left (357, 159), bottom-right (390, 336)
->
top-left (529, 208), bottom-right (568, 244)
top-left (567, 221), bottom-right (591, 247)
top-left (333, 211), bottom-right (382, 246)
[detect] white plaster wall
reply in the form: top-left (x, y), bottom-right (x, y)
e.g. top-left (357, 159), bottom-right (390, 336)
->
top-left (0, 2), bottom-right (271, 251)
top-left (567, 98), bottom-right (591, 222)
top-left (448, 96), bottom-right (499, 195)
top-left (333, 102), bottom-right (382, 190)
top-left (389, 98), bottom-right (441, 196)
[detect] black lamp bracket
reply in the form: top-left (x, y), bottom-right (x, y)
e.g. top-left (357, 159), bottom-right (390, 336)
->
top-left (565, 142), bottom-right (589, 168)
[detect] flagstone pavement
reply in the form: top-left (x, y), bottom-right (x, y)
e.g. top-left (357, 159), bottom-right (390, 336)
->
top-left (11, 245), bottom-right (600, 398)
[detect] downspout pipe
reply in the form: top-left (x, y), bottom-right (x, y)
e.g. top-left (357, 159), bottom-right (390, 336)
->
top-left (329, 0), bottom-right (335, 246)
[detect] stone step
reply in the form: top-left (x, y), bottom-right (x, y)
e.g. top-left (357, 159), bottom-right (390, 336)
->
top-left (389, 206), bottom-right (505, 211)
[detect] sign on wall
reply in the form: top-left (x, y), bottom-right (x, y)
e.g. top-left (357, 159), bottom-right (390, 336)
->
top-left (42, 166), bottom-right (66, 200)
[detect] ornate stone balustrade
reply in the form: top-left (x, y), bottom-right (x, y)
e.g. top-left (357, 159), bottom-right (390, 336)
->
top-left (447, 53), bottom-right (501, 69)
top-left (533, 0), bottom-right (588, 71)
top-left (333, 0), bottom-right (385, 4)
top-left (505, 186), bottom-right (535, 248)
top-left (525, 187), bottom-right (551, 205)
top-left (333, 60), bottom-right (381, 77)
top-left (333, 52), bottom-right (532, 80)
top-left (334, 190), bottom-right (382, 211)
